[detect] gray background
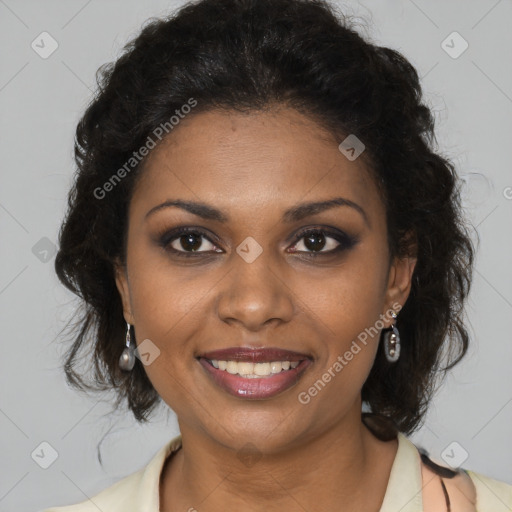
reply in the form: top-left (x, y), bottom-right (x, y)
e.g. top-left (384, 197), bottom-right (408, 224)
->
top-left (0, 0), bottom-right (511, 510)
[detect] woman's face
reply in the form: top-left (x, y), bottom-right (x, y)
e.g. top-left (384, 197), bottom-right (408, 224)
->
top-left (115, 107), bottom-right (416, 452)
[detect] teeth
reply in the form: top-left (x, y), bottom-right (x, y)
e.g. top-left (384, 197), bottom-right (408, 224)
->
top-left (238, 362), bottom-right (254, 374)
top-left (255, 362), bottom-right (271, 375)
top-left (209, 359), bottom-right (302, 377)
top-left (270, 362), bottom-right (282, 373)
top-left (226, 361), bottom-right (238, 374)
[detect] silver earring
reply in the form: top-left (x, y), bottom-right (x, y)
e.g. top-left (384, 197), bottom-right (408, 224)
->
top-left (383, 311), bottom-right (400, 363)
top-left (119, 322), bottom-right (136, 371)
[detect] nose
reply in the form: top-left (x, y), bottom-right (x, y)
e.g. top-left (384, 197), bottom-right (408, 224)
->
top-left (215, 249), bottom-right (295, 332)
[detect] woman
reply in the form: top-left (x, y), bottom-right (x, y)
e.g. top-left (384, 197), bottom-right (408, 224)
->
top-left (44, 0), bottom-right (512, 510)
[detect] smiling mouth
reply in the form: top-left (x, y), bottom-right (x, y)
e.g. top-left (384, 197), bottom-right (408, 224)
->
top-left (196, 347), bottom-right (313, 399)
top-left (208, 358), bottom-right (302, 377)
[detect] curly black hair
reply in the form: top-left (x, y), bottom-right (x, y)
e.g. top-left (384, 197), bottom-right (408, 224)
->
top-left (54, 0), bottom-right (476, 435)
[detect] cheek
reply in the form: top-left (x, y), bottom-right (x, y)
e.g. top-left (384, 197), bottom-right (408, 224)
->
top-left (127, 241), bottom-right (204, 337)
top-left (127, 264), bottom-right (202, 412)
top-left (126, 252), bottom-right (204, 382)
top-left (294, 243), bottom-right (388, 385)
top-left (303, 246), bottom-right (387, 341)
top-left (295, 275), bottom-right (384, 415)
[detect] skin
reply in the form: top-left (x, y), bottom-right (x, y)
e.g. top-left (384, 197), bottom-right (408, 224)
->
top-left (115, 106), bottom-right (417, 512)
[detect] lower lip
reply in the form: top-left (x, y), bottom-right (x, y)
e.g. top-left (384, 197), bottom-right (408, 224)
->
top-left (198, 358), bottom-right (312, 399)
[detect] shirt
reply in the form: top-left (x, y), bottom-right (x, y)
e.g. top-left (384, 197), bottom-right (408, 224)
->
top-left (42, 432), bottom-right (512, 512)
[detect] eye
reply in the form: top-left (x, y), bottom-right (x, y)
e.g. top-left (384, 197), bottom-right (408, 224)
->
top-left (288, 228), bottom-right (358, 256)
top-left (157, 226), bottom-right (358, 259)
top-left (161, 227), bottom-right (221, 257)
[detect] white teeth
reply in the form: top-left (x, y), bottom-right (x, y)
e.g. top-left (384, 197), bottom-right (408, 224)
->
top-left (209, 359), bottom-right (302, 378)
top-left (226, 361), bottom-right (238, 374)
top-left (270, 361), bottom-right (282, 373)
top-left (237, 362), bottom-right (254, 375)
top-left (254, 362), bottom-right (271, 375)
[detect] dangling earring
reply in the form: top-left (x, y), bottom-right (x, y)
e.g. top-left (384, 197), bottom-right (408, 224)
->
top-left (382, 311), bottom-right (400, 363)
top-left (119, 322), bottom-right (136, 371)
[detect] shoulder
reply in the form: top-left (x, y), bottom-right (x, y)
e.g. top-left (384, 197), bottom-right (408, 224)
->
top-left (419, 448), bottom-right (512, 512)
top-left (40, 469), bottom-right (144, 512)
top-left (465, 469), bottom-right (512, 512)
top-left (420, 456), bottom-right (476, 511)
top-left (41, 434), bottom-right (183, 512)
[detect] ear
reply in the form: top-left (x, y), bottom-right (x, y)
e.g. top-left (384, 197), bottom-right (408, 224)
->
top-left (114, 259), bottom-right (135, 325)
top-left (383, 231), bottom-right (417, 326)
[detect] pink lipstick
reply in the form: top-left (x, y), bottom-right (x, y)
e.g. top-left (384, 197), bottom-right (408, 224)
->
top-left (197, 347), bottom-right (312, 399)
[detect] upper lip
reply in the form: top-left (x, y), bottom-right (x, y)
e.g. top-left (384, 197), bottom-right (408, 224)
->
top-left (198, 347), bottom-right (312, 363)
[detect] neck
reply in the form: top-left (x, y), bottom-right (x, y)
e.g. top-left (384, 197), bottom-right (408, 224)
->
top-left (160, 408), bottom-right (398, 511)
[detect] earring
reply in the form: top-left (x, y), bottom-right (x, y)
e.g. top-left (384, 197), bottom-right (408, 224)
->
top-left (119, 322), bottom-right (136, 371)
top-left (382, 311), bottom-right (400, 363)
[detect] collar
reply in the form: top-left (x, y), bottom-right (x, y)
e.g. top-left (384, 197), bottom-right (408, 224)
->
top-left (379, 432), bottom-right (424, 512)
top-left (135, 431), bottom-right (423, 512)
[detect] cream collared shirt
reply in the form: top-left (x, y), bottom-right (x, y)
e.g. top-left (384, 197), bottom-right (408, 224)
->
top-left (42, 432), bottom-right (512, 512)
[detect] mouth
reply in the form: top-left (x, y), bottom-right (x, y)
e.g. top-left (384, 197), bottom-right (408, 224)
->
top-left (197, 347), bottom-right (313, 399)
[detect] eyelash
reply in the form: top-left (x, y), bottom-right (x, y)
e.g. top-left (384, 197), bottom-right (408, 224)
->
top-left (157, 226), bottom-right (358, 259)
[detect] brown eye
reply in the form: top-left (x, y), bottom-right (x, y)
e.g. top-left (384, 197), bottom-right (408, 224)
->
top-left (159, 227), bottom-right (222, 258)
top-left (170, 231), bottom-right (215, 252)
top-left (293, 230), bottom-right (337, 252)
top-left (288, 228), bottom-right (358, 256)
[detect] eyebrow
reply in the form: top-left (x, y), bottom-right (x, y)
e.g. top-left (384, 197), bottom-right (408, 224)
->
top-left (145, 197), bottom-right (370, 227)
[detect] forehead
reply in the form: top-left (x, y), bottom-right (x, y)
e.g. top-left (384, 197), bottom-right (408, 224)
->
top-left (130, 108), bottom-right (382, 223)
